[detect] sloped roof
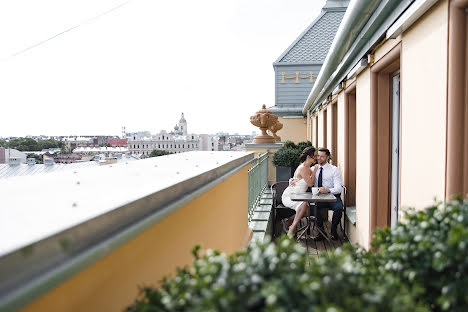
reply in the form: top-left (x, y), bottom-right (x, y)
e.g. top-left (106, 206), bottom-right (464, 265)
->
top-left (274, 4), bottom-right (347, 65)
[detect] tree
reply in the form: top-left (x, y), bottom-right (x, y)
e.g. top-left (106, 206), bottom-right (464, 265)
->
top-left (149, 149), bottom-right (171, 157)
top-left (37, 139), bottom-right (64, 150)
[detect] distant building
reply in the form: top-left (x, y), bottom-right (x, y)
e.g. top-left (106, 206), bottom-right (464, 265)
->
top-left (108, 138), bottom-right (128, 147)
top-left (52, 153), bottom-right (82, 164)
top-left (0, 148), bottom-right (27, 164)
top-left (0, 147), bottom-right (5, 164)
top-left (73, 146), bottom-right (128, 156)
top-left (217, 134), bottom-right (254, 151)
top-left (63, 136), bottom-right (113, 149)
top-left (64, 137), bottom-right (94, 149)
top-left (198, 134), bottom-right (219, 152)
top-left (127, 113), bottom-right (219, 157)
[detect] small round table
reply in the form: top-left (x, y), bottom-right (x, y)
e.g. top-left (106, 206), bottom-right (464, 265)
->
top-left (290, 192), bottom-right (337, 241)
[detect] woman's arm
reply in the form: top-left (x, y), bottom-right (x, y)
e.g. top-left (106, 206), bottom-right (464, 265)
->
top-left (299, 166), bottom-right (315, 187)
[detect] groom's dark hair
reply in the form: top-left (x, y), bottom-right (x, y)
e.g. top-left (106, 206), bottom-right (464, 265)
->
top-left (318, 148), bottom-right (330, 156)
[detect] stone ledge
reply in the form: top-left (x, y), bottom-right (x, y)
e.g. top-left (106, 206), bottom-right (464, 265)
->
top-left (346, 206), bottom-right (356, 225)
top-left (251, 211), bottom-right (270, 221)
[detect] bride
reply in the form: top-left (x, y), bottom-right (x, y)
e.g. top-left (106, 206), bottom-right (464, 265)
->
top-left (281, 146), bottom-right (318, 237)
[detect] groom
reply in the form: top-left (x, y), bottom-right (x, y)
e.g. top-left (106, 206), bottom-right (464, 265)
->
top-left (313, 148), bottom-right (343, 241)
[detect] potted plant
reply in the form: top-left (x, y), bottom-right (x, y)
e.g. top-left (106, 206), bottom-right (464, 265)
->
top-left (272, 141), bottom-right (313, 182)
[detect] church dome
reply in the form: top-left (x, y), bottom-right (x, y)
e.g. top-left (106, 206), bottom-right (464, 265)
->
top-left (174, 124), bottom-right (179, 131)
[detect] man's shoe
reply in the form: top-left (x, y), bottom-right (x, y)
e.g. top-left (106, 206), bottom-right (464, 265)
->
top-left (330, 229), bottom-right (339, 240)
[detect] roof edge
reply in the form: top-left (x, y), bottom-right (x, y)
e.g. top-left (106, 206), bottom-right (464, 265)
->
top-left (273, 61), bottom-right (323, 67)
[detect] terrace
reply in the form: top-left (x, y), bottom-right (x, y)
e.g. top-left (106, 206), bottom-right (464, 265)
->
top-left (0, 149), bottom-right (345, 311)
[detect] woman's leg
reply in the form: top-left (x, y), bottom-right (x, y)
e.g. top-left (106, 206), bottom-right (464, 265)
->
top-left (288, 202), bottom-right (308, 236)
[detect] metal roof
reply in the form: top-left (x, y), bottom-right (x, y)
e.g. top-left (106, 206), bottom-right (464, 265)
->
top-left (0, 155), bottom-right (138, 179)
top-left (72, 146), bottom-right (128, 153)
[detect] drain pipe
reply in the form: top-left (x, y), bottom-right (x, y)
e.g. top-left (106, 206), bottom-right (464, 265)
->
top-left (303, 0), bottom-right (381, 114)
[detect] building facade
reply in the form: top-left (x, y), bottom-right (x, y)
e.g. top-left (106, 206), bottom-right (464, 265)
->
top-left (0, 148), bottom-right (27, 164)
top-left (107, 138), bottom-right (128, 147)
top-left (269, 0), bottom-right (349, 143)
top-left (127, 113), bottom-right (219, 157)
top-left (298, 0), bottom-right (468, 248)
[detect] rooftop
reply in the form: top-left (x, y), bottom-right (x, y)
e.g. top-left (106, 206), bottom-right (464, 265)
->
top-left (0, 154), bottom-right (138, 180)
top-left (274, 0), bottom-right (348, 65)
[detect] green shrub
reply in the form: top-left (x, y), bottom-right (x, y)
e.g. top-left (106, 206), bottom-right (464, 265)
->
top-left (126, 198), bottom-right (468, 311)
top-left (371, 198), bottom-right (468, 311)
top-left (282, 140), bottom-right (296, 149)
top-left (272, 140), bottom-right (314, 168)
top-left (150, 149), bottom-right (171, 157)
top-left (272, 147), bottom-right (300, 169)
top-left (296, 141), bottom-right (313, 152)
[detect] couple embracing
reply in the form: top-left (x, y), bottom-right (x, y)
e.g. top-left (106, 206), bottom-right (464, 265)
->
top-left (281, 147), bottom-right (343, 240)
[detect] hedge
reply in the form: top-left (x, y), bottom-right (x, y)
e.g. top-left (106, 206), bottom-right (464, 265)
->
top-left (125, 198), bottom-right (468, 312)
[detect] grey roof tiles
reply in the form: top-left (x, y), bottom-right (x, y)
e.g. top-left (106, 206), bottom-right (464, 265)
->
top-left (277, 11), bottom-right (345, 64)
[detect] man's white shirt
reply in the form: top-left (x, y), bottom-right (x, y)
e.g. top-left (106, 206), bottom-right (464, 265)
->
top-left (314, 163), bottom-right (343, 195)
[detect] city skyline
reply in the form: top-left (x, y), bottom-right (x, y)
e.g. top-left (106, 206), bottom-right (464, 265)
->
top-left (0, 0), bottom-right (325, 137)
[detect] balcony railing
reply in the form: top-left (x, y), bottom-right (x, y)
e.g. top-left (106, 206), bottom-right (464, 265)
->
top-left (248, 152), bottom-right (268, 222)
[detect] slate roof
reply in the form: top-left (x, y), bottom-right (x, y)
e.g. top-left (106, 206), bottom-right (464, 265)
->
top-left (275, 8), bottom-right (346, 64)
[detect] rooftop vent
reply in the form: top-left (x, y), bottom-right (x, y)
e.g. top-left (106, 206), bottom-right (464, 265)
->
top-left (8, 158), bottom-right (22, 165)
top-left (44, 158), bottom-right (55, 165)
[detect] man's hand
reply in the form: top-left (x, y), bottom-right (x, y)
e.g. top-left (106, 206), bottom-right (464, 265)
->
top-left (289, 178), bottom-right (297, 186)
top-left (319, 187), bottom-right (329, 193)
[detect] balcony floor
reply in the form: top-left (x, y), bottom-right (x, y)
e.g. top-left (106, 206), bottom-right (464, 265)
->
top-left (274, 219), bottom-right (347, 260)
top-left (300, 221), bottom-right (346, 260)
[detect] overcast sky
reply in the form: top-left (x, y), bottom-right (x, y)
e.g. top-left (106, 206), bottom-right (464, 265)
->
top-left (0, 0), bottom-right (325, 137)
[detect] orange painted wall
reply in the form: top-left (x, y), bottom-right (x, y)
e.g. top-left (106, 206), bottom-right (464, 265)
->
top-left (22, 166), bottom-right (250, 312)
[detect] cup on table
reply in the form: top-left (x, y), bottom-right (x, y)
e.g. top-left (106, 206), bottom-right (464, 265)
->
top-left (312, 187), bottom-right (320, 195)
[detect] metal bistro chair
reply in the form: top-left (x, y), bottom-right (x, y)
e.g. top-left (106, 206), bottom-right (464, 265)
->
top-left (271, 181), bottom-right (311, 239)
top-left (308, 185), bottom-right (348, 241)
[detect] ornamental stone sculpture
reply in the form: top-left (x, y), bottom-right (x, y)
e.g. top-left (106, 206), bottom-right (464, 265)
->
top-left (269, 120), bottom-right (283, 142)
top-left (250, 104), bottom-right (277, 144)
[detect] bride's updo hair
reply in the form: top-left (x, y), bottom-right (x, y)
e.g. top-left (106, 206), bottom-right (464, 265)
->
top-left (299, 146), bottom-right (316, 162)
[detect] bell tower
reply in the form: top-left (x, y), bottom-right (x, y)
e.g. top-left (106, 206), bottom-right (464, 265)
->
top-left (178, 112), bottom-right (188, 136)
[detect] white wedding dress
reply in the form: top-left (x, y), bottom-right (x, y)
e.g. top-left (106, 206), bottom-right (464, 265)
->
top-left (281, 178), bottom-right (308, 211)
